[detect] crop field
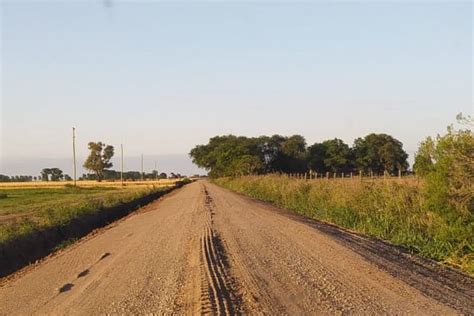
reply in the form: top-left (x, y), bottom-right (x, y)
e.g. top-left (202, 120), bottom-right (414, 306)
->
top-left (0, 179), bottom-right (181, 189)
top-left (0, 182), bottom-right (178, 244)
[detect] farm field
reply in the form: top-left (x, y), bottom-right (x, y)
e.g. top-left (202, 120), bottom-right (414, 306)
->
top-left (0, 182), bottom-right (178, 244)
top-left (0, 179), bottom-right (181, 189)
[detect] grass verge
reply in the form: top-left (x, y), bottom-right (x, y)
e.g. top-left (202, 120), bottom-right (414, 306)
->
top-left (0, 185), bottom-right (169, 243)
top-left (214, 175), bottom-right (473, 275)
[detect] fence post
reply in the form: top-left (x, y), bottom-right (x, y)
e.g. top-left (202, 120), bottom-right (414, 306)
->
top-left (326, 172), bottom-right (329, 180)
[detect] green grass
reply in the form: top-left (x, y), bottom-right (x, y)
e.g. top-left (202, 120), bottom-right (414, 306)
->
top-left (0, 185), bottom-right (167, 244)
top-left (215, 175), bottom-right (474, 275)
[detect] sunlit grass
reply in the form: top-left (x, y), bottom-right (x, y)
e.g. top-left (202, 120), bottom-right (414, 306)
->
top-left (215, 175), bottom-right (473, 275)
top-left (0, 185), bottom-right (171, 243)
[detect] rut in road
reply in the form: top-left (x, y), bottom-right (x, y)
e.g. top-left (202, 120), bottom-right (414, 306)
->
top-left (198, 187), bottom-right (242, 315)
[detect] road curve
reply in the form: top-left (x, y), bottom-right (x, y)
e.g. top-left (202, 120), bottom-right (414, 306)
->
top-left (0, 181), bottom-right (472, 314)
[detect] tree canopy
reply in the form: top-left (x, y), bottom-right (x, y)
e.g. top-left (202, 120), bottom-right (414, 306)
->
top-left (190, 133), bottom-right (409, 178)
top-left (83, 142), bottom-right (114, 182)
top-left (353, 133), bottom-right (408, 174)
top-left (40, 168), bottom-right (64, 181)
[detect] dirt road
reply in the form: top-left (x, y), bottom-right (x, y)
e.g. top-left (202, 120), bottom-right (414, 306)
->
top-left (1, 181), bottom-right (472, 314)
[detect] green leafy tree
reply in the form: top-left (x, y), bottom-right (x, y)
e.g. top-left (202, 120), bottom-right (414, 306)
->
top-left (353, 133), bottom-right (408, 175)
top-left (413, 137), bottom-right (435, 176)
top-left (50, 168), bottom-right (64, 181)
top-left (322, 138), bottom-right (353, 173)
top-left (264, 135), bottom-right (307, 173)
top-left (231, 155), bottom-right (263, 176)
top-left (83, 142), bottom-right (114, 182)
top-left (307, 139), bottom-right (353, 174)
top-left (41, 168), bottom-right (51, 181)
top-left (190, 135), bottom-right (263, 177)
top-left (307, 143), bottom-right (327, 173)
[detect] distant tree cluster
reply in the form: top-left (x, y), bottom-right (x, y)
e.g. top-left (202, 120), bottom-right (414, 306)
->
top-left (190, 134), bottom-right (409, 178)
top-left (0, 175), bottom-right (35, 182)
top-left (79, 170), bottom-right (169, 181)
top-left (40, 168), bottom-right (65, 181)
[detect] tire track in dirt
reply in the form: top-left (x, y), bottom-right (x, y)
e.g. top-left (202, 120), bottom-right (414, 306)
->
top-left (198, 187), bottom-right (242, 315)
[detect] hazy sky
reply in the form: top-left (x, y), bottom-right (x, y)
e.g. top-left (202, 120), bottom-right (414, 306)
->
top-left (1, 1), bottom-right (472, 176)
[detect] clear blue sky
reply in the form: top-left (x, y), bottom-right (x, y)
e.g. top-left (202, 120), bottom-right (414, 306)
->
top-left (1, 1), bottom-right (472, 176)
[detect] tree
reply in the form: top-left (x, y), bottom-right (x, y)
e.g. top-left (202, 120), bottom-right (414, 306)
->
top-left (83, 142), bottom-right (114, 182)
top-left (267, 135), bottom-right (307, 173)
top-left (307, 143), bottom-right (326, 173)
top-left (50, 168), bottom-right (64, 181)
top-left (231, 155), bottom-right (263, 176)
top-left (322, 138), bottom-right (353, 173)
top-left (64, 174), bottom-right (72, 181)
top-left (190, 135), bottom-right (264, 177)
top-left (353, 133), bottom-right (408, 175)
top-left (41, 168), bottom-right (51, 181)
top-left (413, 137), bottom-right (435, 176)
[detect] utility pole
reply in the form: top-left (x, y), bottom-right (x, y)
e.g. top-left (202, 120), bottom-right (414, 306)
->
top-left (121, 144), bottom-right (124, 186)
top-left (141, 153), bottom-right (144, 181)
top-left (72, 127), bottom-right (77, 187)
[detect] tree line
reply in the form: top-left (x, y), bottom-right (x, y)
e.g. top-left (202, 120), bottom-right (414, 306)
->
top-left (79, 170), bottom-right (181, 181)
top-left (190, 133), bottom-right (409, 178)
top-left (0, 175), bottom-right (36, 182)
top-left (0, 170), bottom-right (72, 182)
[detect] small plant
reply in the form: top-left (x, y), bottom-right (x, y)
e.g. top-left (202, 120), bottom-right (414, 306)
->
top-left (0, 193), bottom-right (7, 199)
